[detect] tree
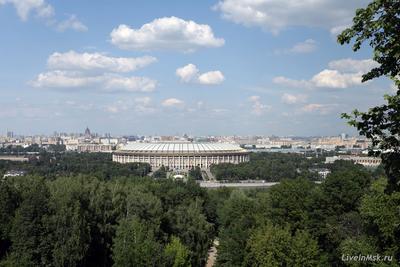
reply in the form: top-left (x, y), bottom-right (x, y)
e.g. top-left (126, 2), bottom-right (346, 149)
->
top-left (8, 178), bottom-right (51, 266)
top-left (0, 181), bottom-right (19, 259)
top-left (338, 0), bottom-right (400, 193)
top-left (167, 199), bottom-right (212, 267)
top-left (359, 178), bottom-right (400, 259)
top-left (264, 178), bottom-right (315, 231)
top-left (243, 224), bottom-right (320, 267)
top-left (164, 236), bottom-right (191, 267)
top-left (188, 166), bottom-right (202, 180)
top-left (216, 191), bottom-right (258, 267)
top-left (112, 217), bottom-right (162, 267)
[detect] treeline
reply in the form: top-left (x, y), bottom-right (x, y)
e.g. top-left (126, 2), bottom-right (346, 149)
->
top-left (215, 161), bottom-right (400, 266)
top-left (0, 175), bottom-right (215, 267)
top-left (0, 144), bottom-right (65, 154)
top-left (210, 152), bottom-right (326, 181)
top-left (0, 152), bottom-right (150, 180)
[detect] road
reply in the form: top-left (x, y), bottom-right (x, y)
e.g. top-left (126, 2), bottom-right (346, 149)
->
top-left (198, 181), bottom-right (279, 188)
top-left (198, 181), bottom-right (321, 188)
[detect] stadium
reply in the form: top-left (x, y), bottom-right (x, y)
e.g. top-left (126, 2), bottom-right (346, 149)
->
top-left (112, 142), bottom-right (250, 170)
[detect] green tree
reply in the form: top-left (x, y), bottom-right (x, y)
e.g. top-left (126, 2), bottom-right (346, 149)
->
top-left (243, 224), bottom-right (320, 267)
top-left (338, 0), bottom-right (400, 193)
top-left (216, 191), bottom-right (257, 267)
top-left (264, 178), bottom-right (315, 231)
top-left (8, 178), bottom-right (51, 266)
top-left (46, 177), bottom-right (92, 267)
top-left (164, 236), bottom-right (191, 267)
top-left (167, 199), bottom-right (212, 267)
top-left (359, 178), bottom-right (400, 259)
top-left (0, 180), bottom-right (19, 259)
top-left (112, 217), bottom-right (162, 267)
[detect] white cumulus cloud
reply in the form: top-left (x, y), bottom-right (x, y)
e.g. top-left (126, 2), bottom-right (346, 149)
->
top-left (31, 50), bottom-right (157, 93)
top-left (0, 0), bottom-right (87, 32)
top-left (162, 98), bottom-right (184, 108)
top-left (327, 58), bottom-right (379, 73)
top-left (110, 16), bottom-right (225, 52)
top-left (176, 64), bottom-right (225, 85)
top-left (48, 51), bottom-right (157, 73)
top-left (56, 14), bottom-right (88, 32)
top-left (248, 95), bottom-right (270, 116)
top-left (30, 71), bottom-right (157, 93)
top-left (198, 71), bottom-right (225, 85)
top-left (274, 58), bottom-right (377, 89)
top-left (281, 93), bottom-right (307, 104)
top-left (0, 0), bottom-right (54, 21)
top-left (213, 0), bottom-right (369, 34)
top-left (301, 103), bottom-right (338, 115)
top-left (176, 64), bottom-right (199, 82)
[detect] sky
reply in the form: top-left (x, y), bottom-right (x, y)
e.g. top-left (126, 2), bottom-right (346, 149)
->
top-left (0, 0), bottom-right (396, 136)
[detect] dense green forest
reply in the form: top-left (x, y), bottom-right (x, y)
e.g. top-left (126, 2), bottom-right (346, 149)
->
top-left (0, 175), bottom-right (215, 267)
top-left (215, 160), bottom-right (400, 266)
top-left (0, 152), bottom-right (150, 180)
top-left (0, 156), bottom-right (398, 266)
top-left (210, 152), bottom-right (328, 181)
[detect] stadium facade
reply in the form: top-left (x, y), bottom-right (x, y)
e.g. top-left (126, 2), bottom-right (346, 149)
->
top-left (113, 142), bottom-right (250, 170)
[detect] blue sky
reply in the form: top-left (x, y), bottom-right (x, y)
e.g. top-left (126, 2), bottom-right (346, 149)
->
top-left (0, 0), bottom-right (395, 136)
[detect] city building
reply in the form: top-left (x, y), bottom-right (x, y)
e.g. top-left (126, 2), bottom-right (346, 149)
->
top-left (113, 142), bottom-right (250, 170)
top-left (325, 155), bottom-right (381, 167)
top-left (77, 144), bottom-right (114, 153)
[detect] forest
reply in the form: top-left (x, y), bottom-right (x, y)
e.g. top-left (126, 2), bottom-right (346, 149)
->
top-left (210, 152), bottom-right (327, 181)
top-left (0, 155), bottom-right (398, 266)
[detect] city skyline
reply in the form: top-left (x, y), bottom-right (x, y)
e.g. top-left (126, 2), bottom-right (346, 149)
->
top-left (0, 0), bottom-right (395, 136)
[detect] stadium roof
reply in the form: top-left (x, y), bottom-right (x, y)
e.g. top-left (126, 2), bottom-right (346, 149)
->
top-left (118, 142), bottom-right (247, 154)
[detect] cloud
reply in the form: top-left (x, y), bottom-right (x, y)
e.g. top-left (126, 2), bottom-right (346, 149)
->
top-left (32, 51), bottom-right (158, 92)
top-left (310, 70), bottom-right (362, 88)
top-left (301, 103), bottom-right (338, 115)
top-left (48, 51), bottom-right (157, 73)
top-left (0, 0), bottom-right (54, 21)
top-left (110, 16), bottom-right (225, 52)
top-left (176, 64), bottom-right (199, 82)
top-left (0, 0), bottom-right (88, 32)
top-left (327, 58), bottom-right (379, 73)
top-left (273, 76), bottom-right (311, 88)
top-left (213, 0), bottom-right (368, 34)
top-left (275, 39), bottom-right (317, 54)
top-left (56, 14), bottom-right (88, 32)
top-left (176, 64), bottom-right (225, 85)
top-left (289, 39), bottom-right (317, 53)
top-left (281, 93), bottom-right (307, 104)
top-left (248, 95), bottom-right (270, 116)
top-left (106, 97), bottom-right (155, 114)
top-left (198, 71), bottom-right (225, 85)
top-left (330, 24), bottom-right (350, 36)
top-left (30, 71), bottom-right (157, 92)
top-left (274, 58), bottom-right (377, 89)
top-left (162, 98), bottom-right (184, 108)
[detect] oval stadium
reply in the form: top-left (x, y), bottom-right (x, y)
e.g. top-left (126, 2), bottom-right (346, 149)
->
top-left (113, 142), bottom-right (250, 170)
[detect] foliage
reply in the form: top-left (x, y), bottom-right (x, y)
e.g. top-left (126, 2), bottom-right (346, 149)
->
top-left (0, 152), bottom-right (151, 180)
top-left (338, 0), bottom-right (400, 193)
top-left (210, 152), bottom-right (323, 181)
top-left (243, 224), bottom-right (320, 267)
top-left (153, 165), bottom-right (168, 179)
top-left (112, 217), bottom-right (162, 267)
top-left (0, 174), bottom-right (215, 267)
top-left (164, 236), bottom-right (191, 267)
top-left (188, 166), bottom-right (202, 180)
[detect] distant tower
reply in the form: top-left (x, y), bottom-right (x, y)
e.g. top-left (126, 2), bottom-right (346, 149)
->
top-left (84, 127), bottom-right (91, 139)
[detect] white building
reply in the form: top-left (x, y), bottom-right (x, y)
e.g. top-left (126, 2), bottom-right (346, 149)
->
top-left (325, 155), bottom-right (381, 167)
top-left (113, 142), bottom-right (250, 170)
